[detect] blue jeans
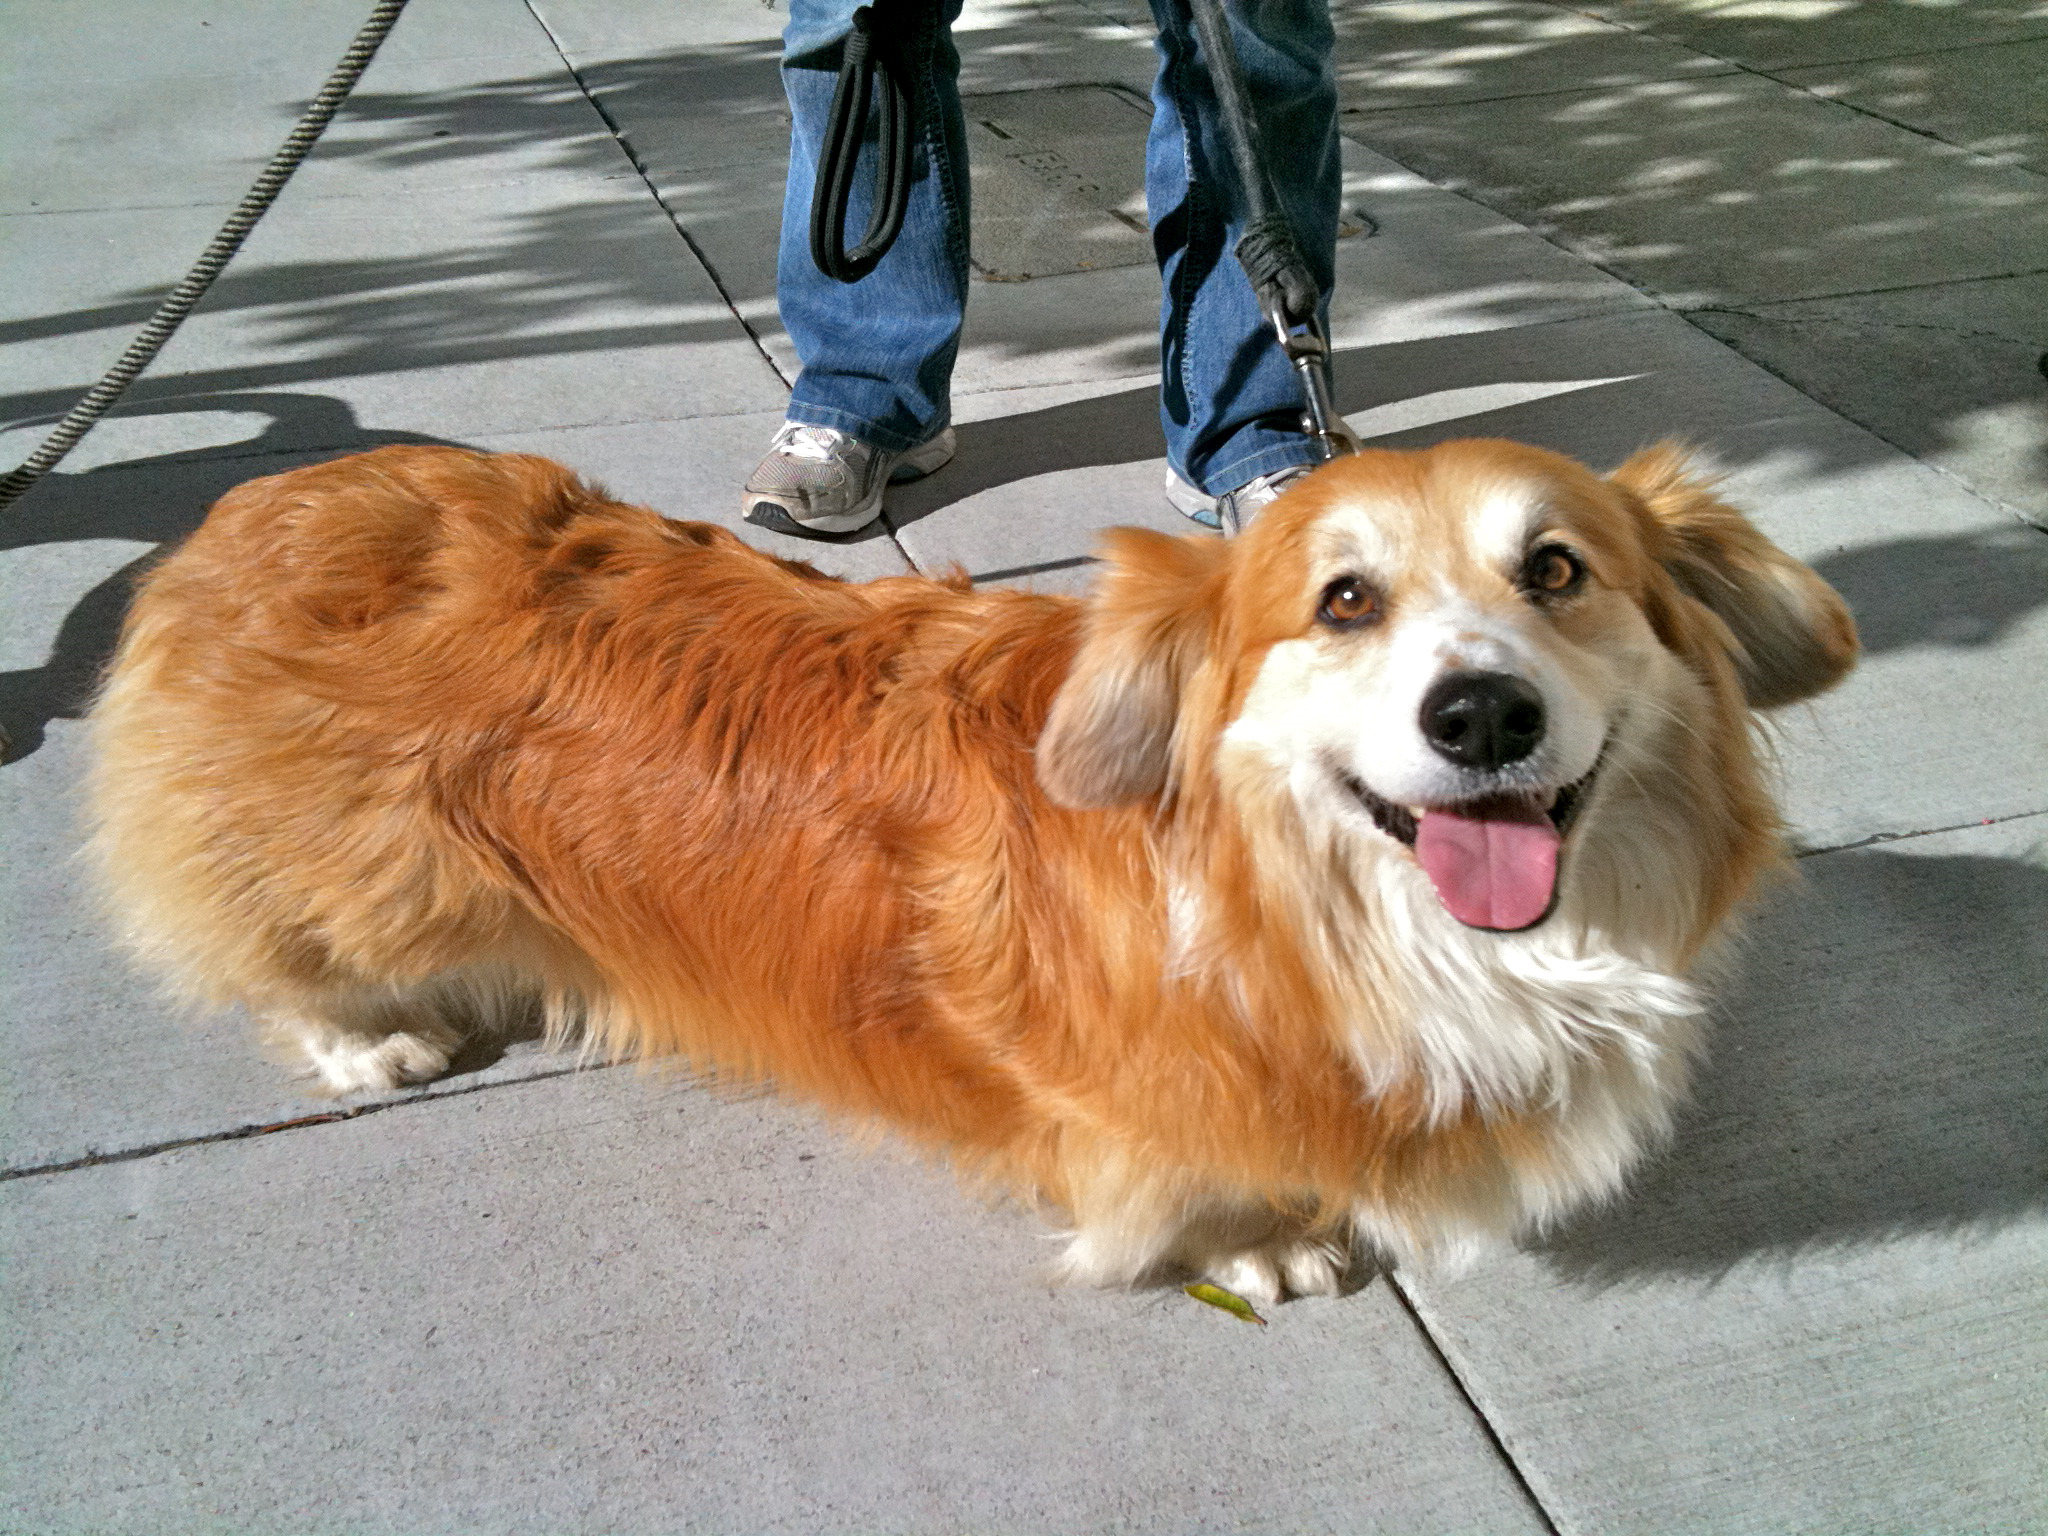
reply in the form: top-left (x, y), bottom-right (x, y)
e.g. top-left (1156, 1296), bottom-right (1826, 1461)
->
top-left (778, 0), bottom-right (1340, 493)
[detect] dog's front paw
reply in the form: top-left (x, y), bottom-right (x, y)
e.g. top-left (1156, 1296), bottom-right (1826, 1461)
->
top-left (284, 1025), bottom-right (454, 1096)
top-left (1203, 1234), bottom-right (1351, 1305)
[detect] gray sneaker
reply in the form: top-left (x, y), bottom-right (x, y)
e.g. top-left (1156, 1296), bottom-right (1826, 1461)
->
top-left (1165, 461), bottom-right (1316, 536)
top-left (742, 422), bottom-right (956, 537)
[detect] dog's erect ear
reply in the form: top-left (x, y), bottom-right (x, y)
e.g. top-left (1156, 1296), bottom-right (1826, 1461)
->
top-left (1614, 444), bottom-right (1859, 709)
top-left (1037, 529), bottom-right (1227, 809)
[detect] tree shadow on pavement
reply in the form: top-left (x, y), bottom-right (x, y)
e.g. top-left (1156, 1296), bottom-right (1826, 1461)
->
top-left (1541, 839), bottom-right (2048, 1284)
top-left (888, 325), bottom-right (2048, 668)
top-left (9, 6), bottom-right (2045, 508)
top-left (1809, 525), bottom-right (2048, 655)
top-left (0, 394), bottom-right (472, 763)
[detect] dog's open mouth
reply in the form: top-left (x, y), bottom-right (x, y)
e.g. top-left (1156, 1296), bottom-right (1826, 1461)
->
top-left (1337, 757), bottom-right (1602, 933)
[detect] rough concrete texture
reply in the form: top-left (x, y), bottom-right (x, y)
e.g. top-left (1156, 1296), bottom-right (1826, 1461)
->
top-left (1575, 0), bottom-right (2048, 71)
top-left (1328, 0), bottom-right (2048, 528)
top-left (5, 0), bottom-right (2046, 1530)
top-left (1404, 817), bottom-right (2048, 1533)
top-left (1332, 0), bottom-right (1741, 112)
top-left (963, 84), bottom-right (1157, 280)
top-left (1777, 37), bottom-right (2048, 172)
top-left (1345, 70), bottom-right (2048, 308)
top-left (595, 99), bottom-right (1653, 399)
top-left (0, 1068), bottom-right (1556, 1536)
top-left (1689, 272), bottom-right (2048, 530)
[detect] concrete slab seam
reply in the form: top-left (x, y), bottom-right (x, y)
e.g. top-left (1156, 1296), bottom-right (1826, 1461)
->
top-left (1549, 0), bottom-right (2048, 71)
top-left (949, 367), bottom-right (1166, 408)
top-left (1339, 66), bottom-right (1746, 121)
top-left (516, 1), bottom-right (938, 570)
top-left (2, 198), bottom-right (250, 221)
top-left (1700, 312), bottom-right (2042, 349)
top-left (1335, 131), bottom-right (1671, 312)
top-left (9, 402), bottom-right (816, 488)
top-left (517, 0), bottom-right (792, 394)
top-left (967, 554), bottom-right (1098, 585)
top-left (1348, 100), bottom-right (2040, 328)
top-left (0, 1059), bottom-right (605, 1184)
top-left (1796, 806), bottom-right (2048, 860)
top-left (1550, 2), bottom-right (2048, 178)
top-left (1684, 267), bottom-right (2048, 313)
top-left (17, 807), bottom-right (2038, 1180)
top-left (1068, 0), bottom-right (1146, 34)
top-left (1670, 304), bottom-right (2048, 530)
top-left (1760, 88), bottom-right (2048, 183)
top-left (1716, 27), bottom-right (2048, 71)
top-left (1387, 1271), bottom-right (1566, 1536)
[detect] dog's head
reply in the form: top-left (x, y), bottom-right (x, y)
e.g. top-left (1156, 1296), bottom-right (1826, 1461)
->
top-left (1038, 440), bottom-right (1857, 940)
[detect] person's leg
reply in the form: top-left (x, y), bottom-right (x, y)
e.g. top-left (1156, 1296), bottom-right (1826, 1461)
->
top-left (1145, 0), bottom-right (1341, 503)
top-left (777, 0), bottom-right (970, 453)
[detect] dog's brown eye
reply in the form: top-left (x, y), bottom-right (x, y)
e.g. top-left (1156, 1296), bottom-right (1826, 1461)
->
top-left (1523, 544), bottom-right (1584, 598)
top-left (1318, 577), bottom-right (1380, 628)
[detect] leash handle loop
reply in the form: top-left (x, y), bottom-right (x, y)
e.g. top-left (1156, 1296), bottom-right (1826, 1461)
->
top-left (809, 5), bottom-right (916, 283)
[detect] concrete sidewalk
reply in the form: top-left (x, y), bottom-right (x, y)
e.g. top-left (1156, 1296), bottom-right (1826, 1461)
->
top-left (3, 1), bottom-right (2043, 1530)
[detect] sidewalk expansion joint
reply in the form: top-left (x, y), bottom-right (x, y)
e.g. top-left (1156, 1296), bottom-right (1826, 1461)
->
top-left (519, 0), bottom-right (792, 393)
top-left (1552, 3), bottom-right (2048, 183)
top-left (513, 5), bottom-right (935, 572)
top-left (1703, 28), bottom-right (2048, 70)
top-left (1340, 134), bottom-right (1673, 313)
top-left (3, 199), bottom-right (252, 221)
top-left (1339, 66), bottom-right (1746, 120)
top-left (1688, 266), bottom-right (2048, 307)
top-left (1, 400), bottom-right (801, 483)
top-left (1686, 304), bottom-right (2046, 348)
top-left (1387, 1272), bottom-right (1566, 1536)
top-left (0, 1059), bottom-right (604, 1185)
top-left (1670, 305), bottom-right (2048, 532)
top-left (1795, 807), bottom-right (2046, 858)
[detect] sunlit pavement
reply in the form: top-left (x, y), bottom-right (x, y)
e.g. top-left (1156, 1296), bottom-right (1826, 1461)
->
top-left (4, 2), bottom-right (2043, 1530)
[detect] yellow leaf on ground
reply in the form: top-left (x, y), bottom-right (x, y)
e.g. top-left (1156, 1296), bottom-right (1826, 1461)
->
top-left (1184, 1282), bottom-right (1267, 1325)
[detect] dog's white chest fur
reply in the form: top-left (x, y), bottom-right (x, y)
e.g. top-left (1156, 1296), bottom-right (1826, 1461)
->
top-left (1350, 865), bottom-right (1704, 1121)
top-left (1366, 878), bottom-right (1706, 1267)
top-left (1208, 774), bottom-right (1710, 1271)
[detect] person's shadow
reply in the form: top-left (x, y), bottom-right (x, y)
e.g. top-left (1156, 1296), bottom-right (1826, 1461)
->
top-left (1, 393), bottom-right (473, 762)
top-left (1540, 840), bottom-right (2048, 1282)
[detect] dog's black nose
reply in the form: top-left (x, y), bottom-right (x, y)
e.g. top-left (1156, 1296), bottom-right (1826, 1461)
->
top-left (1419, 671), bottom-right (1546, 770)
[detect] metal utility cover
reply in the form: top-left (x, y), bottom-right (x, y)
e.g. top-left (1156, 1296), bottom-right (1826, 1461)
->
top-left (965, 84), bottom-right (1154, 281)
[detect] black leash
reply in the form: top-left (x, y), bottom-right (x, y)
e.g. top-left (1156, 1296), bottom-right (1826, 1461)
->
top-left (1185, 0), bottom-right (1357, 462)
top-left (809, 2), bottom-right (920, 283)
top-left (0, 0), bottom-right (413, 513)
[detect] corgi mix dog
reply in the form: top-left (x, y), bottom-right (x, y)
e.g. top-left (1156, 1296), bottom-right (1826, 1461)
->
top-left (87, 441), bottom-right (1854, 1299)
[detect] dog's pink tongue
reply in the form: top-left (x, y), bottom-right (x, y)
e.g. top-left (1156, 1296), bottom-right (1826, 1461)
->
top-left (1413, 801), bottom-right (1560, 931)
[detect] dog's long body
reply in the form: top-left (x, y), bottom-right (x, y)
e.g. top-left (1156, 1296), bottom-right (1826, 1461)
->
top-left (88, 443), bottom-right (1854, 1297)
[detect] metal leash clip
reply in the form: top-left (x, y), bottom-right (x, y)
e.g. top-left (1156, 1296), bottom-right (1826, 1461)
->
top-left (1263, 301), bottom-right (1359, 464)
top-left (1188, 0), bottom-right (1360, 469)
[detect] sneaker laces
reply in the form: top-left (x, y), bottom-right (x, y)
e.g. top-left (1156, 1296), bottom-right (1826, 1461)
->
top-left (772, 423), bottom-right (855, 463)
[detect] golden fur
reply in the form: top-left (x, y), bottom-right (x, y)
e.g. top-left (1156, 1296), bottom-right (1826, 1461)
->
top-left (87, 442), bottom-right (1855, 1298)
